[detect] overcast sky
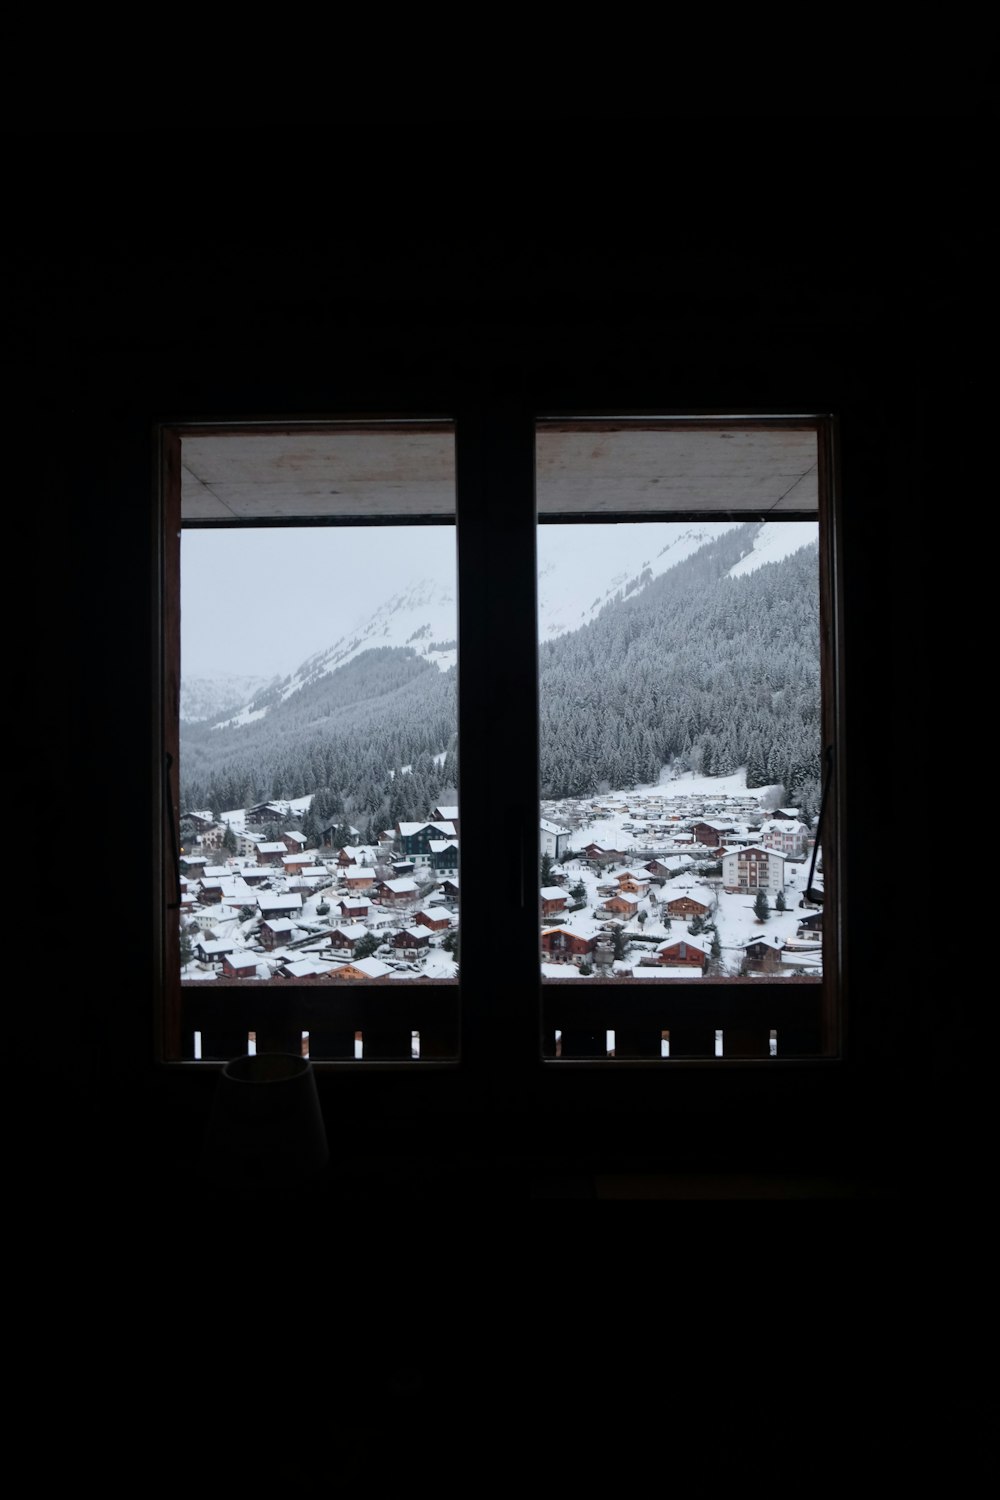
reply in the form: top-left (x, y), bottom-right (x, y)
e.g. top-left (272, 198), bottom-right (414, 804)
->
top-left (181, 526), bottom-right (456, 680)
top-left (182, 519), bottom-right (815, 682)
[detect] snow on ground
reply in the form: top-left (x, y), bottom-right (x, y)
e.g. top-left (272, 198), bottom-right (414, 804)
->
top-left (185, 768), bottom-right (819, 984)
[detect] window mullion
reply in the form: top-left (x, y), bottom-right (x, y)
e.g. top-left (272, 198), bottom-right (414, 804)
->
top-left (456, 401), bottom-right (540, 1095)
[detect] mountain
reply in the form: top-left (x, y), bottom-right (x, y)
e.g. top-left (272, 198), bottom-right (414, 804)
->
top-left (180, 672), bottom-right (277, 724)
top-left (178, 519), bottom-right (821, 824)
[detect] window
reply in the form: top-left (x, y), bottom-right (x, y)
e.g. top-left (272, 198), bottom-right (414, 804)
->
top-left (156, 405), bottom-right (845, 1096)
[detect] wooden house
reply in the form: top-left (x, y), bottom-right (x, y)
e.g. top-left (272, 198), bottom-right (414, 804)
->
top-left (540, 886), bottom-right (568, 917)
top-left (377, 877), bottom-right (419, 904)
top-left (328, 924), bottom-right (369, 953)
top-left (337, 897), bottom-right (370, 920)
top-left (603, 892), bottom-right (640, 917)
top-left (260, 918), bottom-right (299, 950)
top-left (540, 928), bottom-right (597, 964)
top-left (741, 936), bottom-right (785, 973)
top-left (415, 909), bottom-right (450, 931)
top-left (665, 891), bottom-right (712, 920)
top-left (656, 937), bottom-right (707, 970)
top-left (389, 927), bottom-right (431, 953)
top-left (222, 952), bottom-right (259, 979)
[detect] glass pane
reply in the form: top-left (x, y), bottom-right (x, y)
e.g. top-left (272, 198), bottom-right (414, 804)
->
top-left (175, 426), bottom-right (458, 1062)
top-left (536, 420), bottom-right (824, 1056)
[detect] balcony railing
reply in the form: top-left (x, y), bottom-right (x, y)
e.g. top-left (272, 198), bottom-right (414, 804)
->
top-left (178, 975), bottom-right (824, 1063)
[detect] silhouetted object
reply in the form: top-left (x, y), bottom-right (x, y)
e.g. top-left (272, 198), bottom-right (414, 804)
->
top-left (202, 1053), bottom-right (329, 1200)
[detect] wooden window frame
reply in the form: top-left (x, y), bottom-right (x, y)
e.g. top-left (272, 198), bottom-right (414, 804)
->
top-left (153, 399), bottom-right (848, 1133)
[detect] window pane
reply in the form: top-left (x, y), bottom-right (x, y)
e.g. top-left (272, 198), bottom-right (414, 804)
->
top-left (536, 420), bottom-right (826, 1058)
top-left (169, 425), bottom-right (459, 1063)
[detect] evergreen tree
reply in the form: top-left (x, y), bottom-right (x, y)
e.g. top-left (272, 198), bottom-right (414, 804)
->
top-left (222, 821), bottom-right (237, 854)
top-left (353, 931), bottom-right (380, 960)
top-left (776, 889), bottom-right (787, 912)
top-left (541, 852), bottom-right (554, 885)
top-left (753, 890), bottom-right (770, 922)
top-left (611, 927), bottom-right (626, 961)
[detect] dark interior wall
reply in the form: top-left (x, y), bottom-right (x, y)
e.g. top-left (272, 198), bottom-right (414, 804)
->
top-left (23, 120), bottom-right (980, 1198)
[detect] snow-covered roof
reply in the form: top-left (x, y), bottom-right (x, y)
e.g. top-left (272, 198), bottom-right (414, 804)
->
top-left (540, 819), bottom-right (571, 835)
top-left (280, 957), bottom-right (341, 979)
top-left (429, 839), bottom-right (459, 853)
top-left (255, 841), bottom-right (287, 854)
top-left (330, 924), bottom-right (368, 939)
top-left (350, 957), bottom-right (392, 978)
top-left (397, 821), bottom-right (456, 838)
top-left (381, 878), bottom-right (419, 894)
top-left (541, 886), bottom-right (568, 900)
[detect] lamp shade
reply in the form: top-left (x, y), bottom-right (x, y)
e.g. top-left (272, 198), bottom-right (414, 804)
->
top-left (201, 1053), bottom-right (329, 1197)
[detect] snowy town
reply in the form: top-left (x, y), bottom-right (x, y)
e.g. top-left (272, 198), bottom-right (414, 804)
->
top-left (178, 770), bottom-right (823, 1008)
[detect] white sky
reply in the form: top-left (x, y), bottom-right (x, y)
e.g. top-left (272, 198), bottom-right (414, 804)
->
top-left (181, 526), bottom-right (456, 680)
top-left (182, 520), bottom-right (815, 681)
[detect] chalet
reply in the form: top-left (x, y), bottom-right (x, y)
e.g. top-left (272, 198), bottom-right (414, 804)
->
top-left (221, 952), bottom-right (260, 979)
top-left (337, 844), bottom-right (378, 868)
top-left (540, 818), bottom-right (571, 859)
top-left (277, 956), bottom-right (343, 979)
top-left (195, 936), bottom-right (236, 963)
top-left (656, 937), bottom-right (707, 970)
top-left (282, 851), bottom-right (315, 876)
top-left (721, 846), bottom-right (787, 895)
top-left (440, 879), bottom-right (459, 903)
top-left (603, 892), bottom-right (640, 917)
top-left (186, 811), bottom-right (216, 833)
top-left (256, 893), bottom-right (304, 920)
top-left (741, 936), bottom-right (785, 973)
top-left (643, 859), bottom-right (674, 880)
top-left (540, 886), bottom-right (569, 918)
top-left (796, 910), bottom-right (823, 938)
top-left (429, 839), bottom-right (459, 875)
top-left (197, 879), bottom-right (225, 905)
top-left (328, 924), bottom-right (369, 953)
top-left (245, 801), bottom-right (291, 827)
top-left (692, 820), bottom-right (733, 848)
top-left (391, 860), bottom-right (416, 878)
top-left (415, 909), bottom-right (450, 931)
top-left (665, 889), bottom-right (712, 920)
top-left (282, 830), bottom-right (307, 852)
top-left (327, 957), bottom-right (392, 980)
top-left (237, 866), bottom-right (268, 886)
top-left (342, 866), bottom-right (378, 891)
top-left (615, 870), bottom-right (651, 894)
top-left (433, 805), bottom-right (459, 834)
top-left (255, 841), bottom-right (287, 866)
top-left (761, 819), bottom-right (810, 858)
top-left (582, 843), bottom-right (623, 865)
top-left (395, 820), bottom-right (457, 863)
top-left (337, 897), bottom-right (370, 921)
top-left (540, 928), bottom-right (597, 964)
top-left (389, 927), bottom-right (431, 953)
top-left (179, 855), bottom-right (208, 875)
top-left (376, 877), bottom-right (419, 905)
top-left (260, 918), bottom-right (300, 950)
